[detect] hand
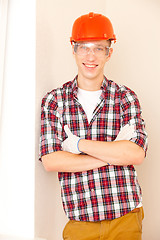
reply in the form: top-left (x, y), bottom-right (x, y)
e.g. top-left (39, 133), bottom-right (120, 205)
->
top-left (115, 124), bottom-right (136, 141)
top-left (62, 125), bottom-right (82, 154)
top-left (62, 124), bottom-right (136, 154)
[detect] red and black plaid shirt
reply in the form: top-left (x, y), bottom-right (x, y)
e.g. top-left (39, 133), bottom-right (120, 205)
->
top-left (39, 76), bottom-right (148, 221)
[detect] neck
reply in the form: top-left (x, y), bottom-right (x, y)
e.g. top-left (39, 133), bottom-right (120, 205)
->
top-left (77, 74), bottom-right (104, 91)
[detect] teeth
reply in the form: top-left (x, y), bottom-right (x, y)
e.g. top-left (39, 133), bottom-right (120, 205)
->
top-left (85, 64), bottom-right (96, 68)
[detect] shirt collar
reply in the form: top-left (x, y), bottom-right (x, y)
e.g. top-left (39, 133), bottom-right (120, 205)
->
top-left (101, 76), bottom-right (108, 91)
top-left (72, 75), bottom-right (78, 97)
top-left (72, 75), bottom-right (108, 98)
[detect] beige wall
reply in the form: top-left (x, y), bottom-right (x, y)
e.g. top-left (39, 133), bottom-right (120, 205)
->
top-left (106, 1), bottom-right (160, 239)
top-left (36, 0), bottom-right (160, 239)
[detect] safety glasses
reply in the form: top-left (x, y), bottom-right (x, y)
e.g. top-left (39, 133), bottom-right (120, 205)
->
top-left (73, 42), bottom-right (110, 58)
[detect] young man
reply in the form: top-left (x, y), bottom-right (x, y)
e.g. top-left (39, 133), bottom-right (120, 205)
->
top-left (39, 12), bottom-right (148, 240)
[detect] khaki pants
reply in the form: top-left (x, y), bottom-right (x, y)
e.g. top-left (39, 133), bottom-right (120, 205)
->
top-left (63, 207), bottom-right (144, 240)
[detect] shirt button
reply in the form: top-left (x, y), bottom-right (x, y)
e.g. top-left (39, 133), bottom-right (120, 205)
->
top-left (91, 188), bottom-right (94, 192)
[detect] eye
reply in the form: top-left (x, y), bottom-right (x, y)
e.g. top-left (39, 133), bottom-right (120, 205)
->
top-left (79, 45), bottom-right (87, 50)
top-left (95, 46), bottom-right (105, 52)
top-left (97, 47), bottom-right (104, 51)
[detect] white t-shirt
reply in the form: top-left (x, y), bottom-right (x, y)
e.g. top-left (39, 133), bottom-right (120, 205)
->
top-left (77, 87), bottom-right (102, 123)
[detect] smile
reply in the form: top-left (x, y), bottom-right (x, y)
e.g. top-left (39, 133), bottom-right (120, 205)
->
top-left (83, 63), bottom-right (98, 68)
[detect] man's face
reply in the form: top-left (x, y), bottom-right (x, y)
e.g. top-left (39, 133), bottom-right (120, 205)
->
top-left (73, 40), bottom-right (113, 82)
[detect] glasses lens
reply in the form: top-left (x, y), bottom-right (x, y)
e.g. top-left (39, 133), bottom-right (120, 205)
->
top-left (74, 43), bottom-right (109, 57)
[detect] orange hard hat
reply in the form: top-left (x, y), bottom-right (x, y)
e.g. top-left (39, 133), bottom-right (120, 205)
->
top-left (70, 12), bottom-right (116, 43)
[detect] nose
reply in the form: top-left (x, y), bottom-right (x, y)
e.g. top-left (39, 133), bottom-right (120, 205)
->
top-left (86, 49), bottom-right (96, 60)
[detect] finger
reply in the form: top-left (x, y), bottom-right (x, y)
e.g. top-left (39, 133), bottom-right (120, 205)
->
top-left (125, 130), bottom-right (137, 139)
top-left (121, 123), bottom-right (129, 130)
top-left (62, 140), bottom-right (68, 152)
top-left (64, 125), bottom-right (73, 137)
top-left (122, 124), bottom-right (135, 134)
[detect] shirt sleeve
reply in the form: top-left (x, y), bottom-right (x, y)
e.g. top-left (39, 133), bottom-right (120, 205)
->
top-left (120, 86), bottom-right (148, 155)
top-left (39, 93), bottom-right (63, 161)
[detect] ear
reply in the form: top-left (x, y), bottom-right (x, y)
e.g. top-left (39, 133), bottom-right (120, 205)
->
top-left (106, 47), bottom-right (113, 62)
top-left (109, 47), bottom-right (113, 56)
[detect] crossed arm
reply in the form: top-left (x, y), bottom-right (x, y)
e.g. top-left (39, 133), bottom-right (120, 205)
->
top-left (42, 151), bottom-right (108, 172)
top-left (42, 126), bottom-right (145, 172)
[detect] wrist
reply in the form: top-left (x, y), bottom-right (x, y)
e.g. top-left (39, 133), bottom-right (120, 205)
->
top-left (78, 138), bottom-right (85, 153)
top-left (78, 139), bottom-right (110, 166)
top-left (77, 138), bottom-right (82, 153)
